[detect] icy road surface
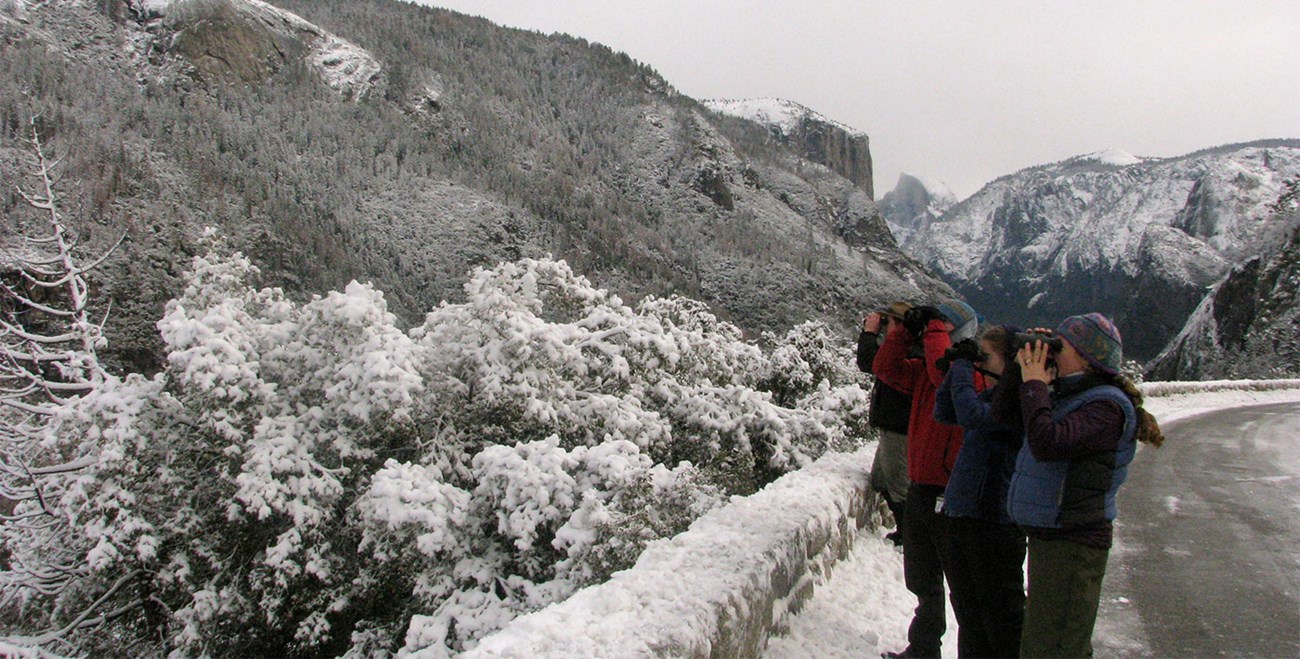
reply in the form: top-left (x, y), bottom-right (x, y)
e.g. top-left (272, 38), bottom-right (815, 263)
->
top-left (1095, 401), bottom-right (1300, 658)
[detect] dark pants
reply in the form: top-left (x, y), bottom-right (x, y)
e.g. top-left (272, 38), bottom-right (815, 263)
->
top-left (902, 483), bottom-right (953, 658)
top-left (1021, 536), bottom-right (1109, 658)
top-left (945, 516), bottom-right (1027, 658)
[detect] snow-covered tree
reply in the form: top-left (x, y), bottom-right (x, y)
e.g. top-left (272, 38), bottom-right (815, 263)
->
top-left (0, 118), bottom-right (133, 653)
top-left (1, 238), bottom-right (872, 655)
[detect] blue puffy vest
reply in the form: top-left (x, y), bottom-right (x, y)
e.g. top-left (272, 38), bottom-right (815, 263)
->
top-left (1006, 384), bottom-right (1137, 529)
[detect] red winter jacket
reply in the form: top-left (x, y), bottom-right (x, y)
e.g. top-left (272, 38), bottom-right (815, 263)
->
top-left (873, 319), bottom-right (965, 487)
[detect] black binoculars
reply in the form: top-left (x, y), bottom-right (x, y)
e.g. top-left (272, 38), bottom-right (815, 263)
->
top-left (1013, 331), bottom-right (1063, 352)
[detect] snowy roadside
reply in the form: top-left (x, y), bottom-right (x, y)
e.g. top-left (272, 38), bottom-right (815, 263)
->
top-left (765, 380), bottom-right (1300, 659)
top-left (763, 527), bottom-right (959, 658)
top-left (1141, 379), bottom-right (1300, 425)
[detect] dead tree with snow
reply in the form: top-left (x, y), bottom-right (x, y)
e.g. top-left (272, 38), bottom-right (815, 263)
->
top-left (0, 117), bottom-right (125, 652)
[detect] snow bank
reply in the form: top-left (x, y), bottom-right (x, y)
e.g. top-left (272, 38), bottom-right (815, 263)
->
top-left (465, 447), bottom-right (881, 658)
top-left (1140, 379), bottom-right (1300, 425)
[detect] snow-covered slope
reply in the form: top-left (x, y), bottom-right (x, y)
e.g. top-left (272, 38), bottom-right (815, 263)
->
top-left (900, 141), bottom-right (1300, 360)
top-left (1147, 217), bottom-right (1300, 380)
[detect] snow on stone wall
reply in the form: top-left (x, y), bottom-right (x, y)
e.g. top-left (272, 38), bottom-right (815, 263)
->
top-left (465, 447), bottom-right (882, 658)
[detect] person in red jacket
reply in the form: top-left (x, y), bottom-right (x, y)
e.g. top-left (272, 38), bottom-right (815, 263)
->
top-left (875, 299), bottom-right (980, 659)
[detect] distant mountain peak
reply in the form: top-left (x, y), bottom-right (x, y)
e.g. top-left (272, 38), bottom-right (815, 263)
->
top-left (878, 173), bottom-right (956, 245)
top-left (896, 141), bottom-right (1300, 362)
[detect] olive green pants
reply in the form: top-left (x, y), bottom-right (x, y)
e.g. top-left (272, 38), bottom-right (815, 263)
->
top-left (1020, 536), bottom-right (1110, 658)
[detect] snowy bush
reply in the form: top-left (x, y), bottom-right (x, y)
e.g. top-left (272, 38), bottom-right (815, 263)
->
top-left (1, 246), bottom-right (871, 656)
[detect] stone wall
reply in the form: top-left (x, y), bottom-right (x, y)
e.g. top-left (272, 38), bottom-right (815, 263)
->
top-left (465, 448), bottom-right (883, 658)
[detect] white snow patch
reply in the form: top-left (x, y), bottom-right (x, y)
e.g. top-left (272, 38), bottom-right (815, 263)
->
top-left (309, 33), bottom-right (382, 99)
top-left (765, 531), bottom-right (958, 658)
top-left (1082, 148), bottom-right (1142, 166)
top-left (1140, 379), bottom-right (1300, 425)
top-left (703, 97), bottom-right (865, 137)
top-left (1164, 496), bottom-right (1181, 515)
top-left (914, 175), bottom-right (958, 207)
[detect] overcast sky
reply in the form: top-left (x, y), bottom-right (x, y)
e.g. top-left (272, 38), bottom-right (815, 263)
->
top-left (415, 1), bottom-right (1300, 199)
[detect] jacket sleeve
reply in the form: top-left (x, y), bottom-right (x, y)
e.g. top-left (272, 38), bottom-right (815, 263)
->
top-left (872, 324), bottom-right (920, 395)
top-left (856, 330), bottom-right (880, 374)
top-left (947, 360), bottom-right (1009, 432)
top-left (933, 365), bottom-right (958, 424)
top-left (1020, 381), bottom-right (1125, 460)
top-left (922, 319), bottom-right (953, 387)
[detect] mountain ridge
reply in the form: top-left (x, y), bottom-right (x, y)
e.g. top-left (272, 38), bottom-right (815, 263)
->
top-left (895, 140), bottom-right (1300, 361)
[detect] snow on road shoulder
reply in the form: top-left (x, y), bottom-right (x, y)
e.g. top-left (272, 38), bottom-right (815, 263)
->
top-left (764, 529), bottom-right (957, 659)
top-left (1143, 380), bottom-right (1300, 425)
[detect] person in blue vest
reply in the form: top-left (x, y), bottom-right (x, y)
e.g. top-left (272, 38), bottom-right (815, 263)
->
top-left (1000, 313), bottom-right (1164, 658)
top-left (932, 325), bottom-right (1026, 659)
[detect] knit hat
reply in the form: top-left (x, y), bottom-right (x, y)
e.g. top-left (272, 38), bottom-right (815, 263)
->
top-left (937, 299), bottom-right (980, 342)
top-left (1056, 313), bottom-right (1123, 375)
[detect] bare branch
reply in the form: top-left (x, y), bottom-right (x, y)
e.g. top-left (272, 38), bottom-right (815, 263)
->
top-left (6, 570), bottom-right (144, 647)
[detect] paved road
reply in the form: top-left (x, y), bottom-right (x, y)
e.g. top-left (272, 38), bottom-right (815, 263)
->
top-left (1096, 402), bottom-right (1300, 658)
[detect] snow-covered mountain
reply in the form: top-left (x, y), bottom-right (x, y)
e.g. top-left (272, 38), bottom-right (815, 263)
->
top-left (704, 97), bottom-right (875, 197)
top-left (898, 141), bottom-right (1300, 360)
top-left (1147, 182), bottom-right (1300, 380)
top-left (878, 173), bottom-right (957, 245)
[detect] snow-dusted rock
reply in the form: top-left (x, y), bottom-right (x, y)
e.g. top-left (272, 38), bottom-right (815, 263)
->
top-left (144, 0), bottom-right (382, 98)
top-left (705, 97), bottom-right (875, 197)
top-left (879, 173), bottom-right (957, 246)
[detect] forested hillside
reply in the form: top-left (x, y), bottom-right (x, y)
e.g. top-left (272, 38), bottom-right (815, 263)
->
top-left (0, 1), bottom-right (949, 653)
top-left (0, 0), bottom-right (950, 378)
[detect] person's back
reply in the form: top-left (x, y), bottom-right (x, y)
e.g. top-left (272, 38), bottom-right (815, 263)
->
top-left (856, 303), bottom-right (914, 544)
top-left (874, 300), bottom-right (978, 659)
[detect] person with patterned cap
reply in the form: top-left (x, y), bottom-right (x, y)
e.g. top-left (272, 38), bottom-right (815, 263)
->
top-left (999, 312), bottom-right (1165, 658)
top-left (874, 298), bottom-right (981, 659)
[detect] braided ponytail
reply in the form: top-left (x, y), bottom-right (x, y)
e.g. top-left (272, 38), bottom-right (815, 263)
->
top-left (1107, 374), bottom-right (1165, 447)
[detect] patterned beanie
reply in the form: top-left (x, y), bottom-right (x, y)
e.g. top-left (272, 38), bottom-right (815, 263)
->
top-left (937, 299), bottom-right (980, 342)
top-left (1056, 313), bottom-right (1123, 375)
